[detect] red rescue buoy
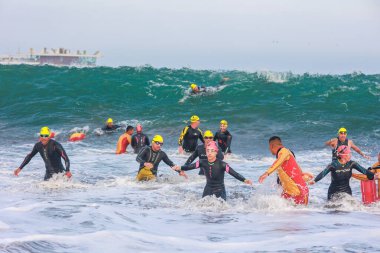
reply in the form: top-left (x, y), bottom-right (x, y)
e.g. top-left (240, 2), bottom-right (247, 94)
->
top-left (361, 180), bottom-right (377, 205)
top-left (69, 132), bottom-right (86, 142)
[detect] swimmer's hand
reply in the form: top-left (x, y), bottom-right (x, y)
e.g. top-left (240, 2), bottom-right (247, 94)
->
top-left (172, 166), bottom-right (188, 179)
top-left (244, 179), bottom-right (253, 185)
top-left (14, 168), bottom-right (21, 176)
top-left (65, 171), bottom-right (72, 178)
top-left (308, 180), bottom-right (315, 185)
top-left (179, 171), bottom-right (188, 179)
top-left (178, 146), bottom-right (184, 154)
top-left (172, 165), bottom-right (181, 171)
top-left (144, 163), bottom-right (154, 169)
top-left (258, 172), bottom-right (269, 183)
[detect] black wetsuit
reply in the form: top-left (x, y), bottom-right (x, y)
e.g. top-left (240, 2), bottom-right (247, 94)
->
top-left (101, 125), bottom-right (121, 131)
top-left (185, 144), bottom-right (224, 175)
top-left (181, 159), bottom-right (246, 200)
top-left (178, 125), bottom-right (204, 153)
top-left (18, 139), bottom-right (70, 180)
top-left (131, 133), bottom-right (150, 154)
top-left (332, 137), bottom-right (348, 161)
top-left (214, 130), bottom-right (232, 154)
top-left (136, 146), bottom-right (175, 175)
top-left (314, 160), bottom-right (374, 200)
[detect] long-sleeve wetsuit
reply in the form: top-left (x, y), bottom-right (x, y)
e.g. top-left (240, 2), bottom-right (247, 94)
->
top-left (102, 125), bottom-right (121, 131)
top-left (178, 125), bottom-right (204, 152)
top-left (136, 146), bottom-right (175, 175)
top-left (131, 133), bottom-right (150, 154)
top-left (181, 159), bottom-right (246, 200)
top-left (185, 144), bottom-right (224, 175)
top-left (18, 140), bottom-right (70, 180)
top-left (314, 160), bottom-right (375, 200)
top-left (214, 130), bottom-right (232, 154)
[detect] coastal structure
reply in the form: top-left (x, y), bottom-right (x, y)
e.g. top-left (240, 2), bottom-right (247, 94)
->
top-left (0, 48), bottom-right (100, 66)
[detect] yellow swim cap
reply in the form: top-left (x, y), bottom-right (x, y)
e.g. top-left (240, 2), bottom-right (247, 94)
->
top-left (107, 118), bottom-right (113, 123)
top-left (190, 83), bottom-right (197, 89)
top-left (204, 130), bottom-right (214, 138)
top-left (190, 115), bottom-right (200, 123)
top-left (152, 135), bottom-right (164, 143)
top-left (220, 120), bottom-right (228, 126)
top-left (40, 126), bottom-right (51, 135)
top-left (338, 127), bottom-right (347, 134)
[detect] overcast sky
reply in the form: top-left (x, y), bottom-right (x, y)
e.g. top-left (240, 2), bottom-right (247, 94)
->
top-left (0, 0), bottom-right (379, 73)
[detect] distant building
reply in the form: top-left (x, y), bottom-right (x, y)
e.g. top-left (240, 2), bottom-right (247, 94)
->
top-left (0, 48), bottom-right (100, 66)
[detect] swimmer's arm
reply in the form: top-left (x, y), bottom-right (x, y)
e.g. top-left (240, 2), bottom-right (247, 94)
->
top-left (314, 165), bottom-right (333, 183)
top-left (350, 141), bottom-right (369, 159)
top-left (218, 77), bottom-right (229, 85)
top-left (352, 162), bottom-right (374, 180)
top-left (325, 138), bottom-right (336, 147)
top-left (225, 164), bottom-right (245, 182)
top-left (199, 129), bottom-right (204, 143)
top-left (213, 132), bottom-right (218, 142)
top-left (185, 149), bottom-right (198, 165)
top-left (18, 144), bottom-right (39, 170)
top-left (225, 135), bottom-right (232, 154)
top-left (181, 161), bottom-right (200, 171)
top-left (178, 126), bottom-right (189, 146)
top-left (352, 173), bottom-right (369, 181)
top-left (162, 153), bottom-right (175, 168)
top-left (55, 143), bottom-right (70, 171)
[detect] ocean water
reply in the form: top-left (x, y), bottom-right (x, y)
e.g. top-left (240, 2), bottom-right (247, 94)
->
top-left (0, 65), bottom-right (380, 252)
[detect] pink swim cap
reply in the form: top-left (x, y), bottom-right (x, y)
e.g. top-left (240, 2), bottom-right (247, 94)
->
top-left (206, 141), bottom-right (219, 152)
top-left (136, 124), bottom-right (142, 132)
top-left (337, 145), bottom-right (351, 156)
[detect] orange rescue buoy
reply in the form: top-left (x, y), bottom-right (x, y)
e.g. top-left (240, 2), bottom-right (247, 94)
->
top-left (361, 180), bottom-right (377, 205)
top-left (69, 132), bottom-right (86, 142)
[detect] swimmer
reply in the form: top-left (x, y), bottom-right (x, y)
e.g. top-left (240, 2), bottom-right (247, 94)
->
top-left (178, 115), bottom-right (204, 154)
top-left (214, 120), bottom-right (232, 155)
top-left (259, 136), bottom-right (309, 205)
top-left (190, 83), bottom-right (207, 94)
top-left (310, 145), bottom-right (378, 200)
top-left (136, 135), bottom-right (184, 181)
top-left (14, 127), bottom-right (72, 180)
top-left (116, 125), bottom-right (134, 154)
top-left (131, 124), bottom-right (150, 154)
top-left (177, 141), bottom-right (252, 200)
top-left (185, 130), bottom-right (224, 175)
top-left (102, 118), bottom-right (121, 132)
top-left (325, 127), bottom-right (370, 161)
top-left (189, 77), bottom-right (229, 94)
